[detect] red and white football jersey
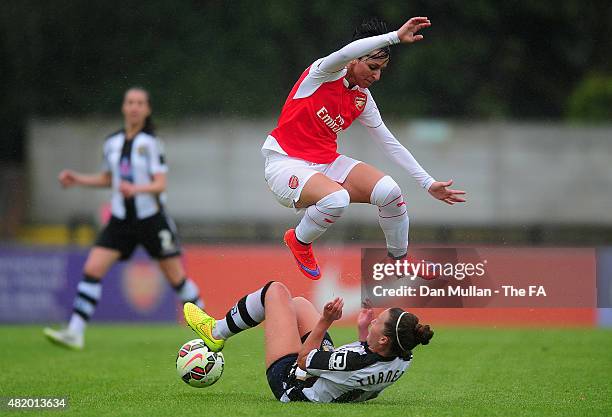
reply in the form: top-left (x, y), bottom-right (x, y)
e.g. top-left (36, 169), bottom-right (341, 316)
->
top-left (270, 52), bottom-right (382, 164)
top-left (262, 31), bottom-right (436, 190)
top-left (269, 60), bottom-right (377, 163)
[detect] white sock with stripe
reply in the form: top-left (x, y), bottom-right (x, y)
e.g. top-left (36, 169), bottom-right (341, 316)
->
top-left (173, 277), bottom-right (204, 308)
top-left (371, 176), bottom-right (409, 258)
top-left (212, 281), bottom-right (274, 340)
top-left (68, 275), bottom-right (102, 335)
top-left (295, 189), bottom-right (350, 244)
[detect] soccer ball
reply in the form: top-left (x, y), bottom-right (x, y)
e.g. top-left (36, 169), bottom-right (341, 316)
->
top-left (176, 338), bottom-right (224, 388)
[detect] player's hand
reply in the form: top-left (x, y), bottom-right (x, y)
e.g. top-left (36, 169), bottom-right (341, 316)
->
top-left (322, 297), bottom-right (344, 323)
top-left (428, 180), bottom-right (466, 205)
top-left (119, 181), bottom-right (137, 198)
top-left (357, 299), bottom-right (374, 332)
top-left (397, 16), bottom-right (431, 44)
top-left (58, 169), bottom-right (78, 188)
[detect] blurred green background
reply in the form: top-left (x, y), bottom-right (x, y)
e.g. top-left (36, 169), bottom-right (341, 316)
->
top-left (1, 1), bottom-right (611, 244)
top-left (2, 0), bottom-right (610, 123)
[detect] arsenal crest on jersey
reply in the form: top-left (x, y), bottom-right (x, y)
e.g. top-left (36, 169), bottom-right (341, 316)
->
top-left (288, 175), bottom-right (299, 189)
top-left (354, 93), bottom-right (366, 111)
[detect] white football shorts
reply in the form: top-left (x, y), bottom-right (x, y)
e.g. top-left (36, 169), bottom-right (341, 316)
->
top-left (262, 148), bottom-right (361, 211)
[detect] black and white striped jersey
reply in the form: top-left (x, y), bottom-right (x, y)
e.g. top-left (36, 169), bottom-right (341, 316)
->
top-left (282, 341), bottom-right (411, 403)
top-left (102, 130), bottom-right (168, 220)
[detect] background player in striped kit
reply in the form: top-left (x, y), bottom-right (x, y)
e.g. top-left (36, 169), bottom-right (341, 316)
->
top-left (184, 281), bottom-right (433, 403)
top-left (262, 16), bottom-right (466, 280)
top-left (44, 87), bottom-right (204, 350)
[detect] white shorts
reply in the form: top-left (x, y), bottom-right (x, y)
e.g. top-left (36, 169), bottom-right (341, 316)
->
top-left (263, 150), bottom-right (361, 211)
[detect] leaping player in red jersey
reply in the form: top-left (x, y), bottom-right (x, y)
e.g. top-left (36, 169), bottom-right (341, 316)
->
top-left (262, 16), bottom-right (466, 280)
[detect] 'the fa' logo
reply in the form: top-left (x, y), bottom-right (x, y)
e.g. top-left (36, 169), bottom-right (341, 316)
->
top-left (354, 93), bottom-right (366, 111)
top-left (288, 175), bottom-right (299, 189)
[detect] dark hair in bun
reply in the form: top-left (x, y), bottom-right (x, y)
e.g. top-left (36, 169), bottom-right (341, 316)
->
top-left (383, 308), bottom-right (434, 359)
top-left (414, 323), bottom-right (434, 345)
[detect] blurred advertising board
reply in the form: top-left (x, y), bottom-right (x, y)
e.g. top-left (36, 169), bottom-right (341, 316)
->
top-left (1, 244), bottom-right (609, 326)
top-left (0, 246), bottom-right (176, 323)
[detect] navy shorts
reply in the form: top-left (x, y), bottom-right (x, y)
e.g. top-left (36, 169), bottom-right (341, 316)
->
top-left (266, 353), bottom-right (299, 400)
top-left (265, 332), bottom-right (334, 401)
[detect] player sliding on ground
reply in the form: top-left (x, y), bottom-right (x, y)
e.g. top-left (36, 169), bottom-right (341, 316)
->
top-left (262, 16), bottom-right (466, 280)
top-left (183, 281), bottom-right (433, 402)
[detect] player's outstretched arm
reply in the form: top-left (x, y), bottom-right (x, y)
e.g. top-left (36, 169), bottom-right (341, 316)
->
top-left (362, 118), bottom-right (436, 190)
top-left (58, 169), bottom-right (111, 188)
top-left (297, 297), bottom-right (343, 370)
top-left (319, 16), bottom-right (431, 73)
top-left (428, 180), bottom-right (467, 205)
top-left (357, 299), bottom-right (373, 342)
top-left (368, 124), bottom-right (467, 204)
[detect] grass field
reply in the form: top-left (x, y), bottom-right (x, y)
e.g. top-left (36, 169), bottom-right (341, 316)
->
top-left (1, 324), bottom-right (611, 416)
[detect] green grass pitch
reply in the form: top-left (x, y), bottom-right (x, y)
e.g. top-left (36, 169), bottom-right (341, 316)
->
top-left (1, 324), bottom-right (610, 416)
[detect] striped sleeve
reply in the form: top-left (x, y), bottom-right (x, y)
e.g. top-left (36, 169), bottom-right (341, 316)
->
top-left (305, 349), bottom-right (379, 377)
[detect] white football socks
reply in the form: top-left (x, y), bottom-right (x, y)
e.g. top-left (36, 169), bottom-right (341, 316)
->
top-left (212, 281), bottom-right (274, 340)
top-left (69, 275), bottom-right (102, 334)
top-left (295, 189), bottom-right (350, 244)
top-left (371, 176), bottom-right (409, 258)
top-left (174, 277), bottom-right (204, 308)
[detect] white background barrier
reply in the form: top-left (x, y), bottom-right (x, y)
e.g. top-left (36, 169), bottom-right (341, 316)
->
top-left (28, 118), bottom-right (612, 225)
